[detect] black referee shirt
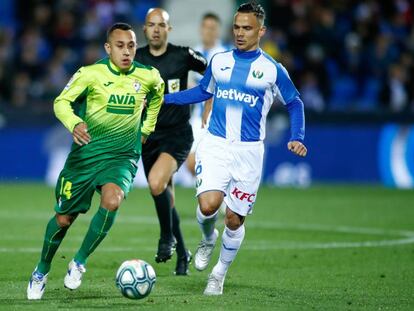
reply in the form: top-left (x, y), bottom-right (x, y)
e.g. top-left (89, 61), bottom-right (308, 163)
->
top-left (136, 43), bottom-right (207, 134)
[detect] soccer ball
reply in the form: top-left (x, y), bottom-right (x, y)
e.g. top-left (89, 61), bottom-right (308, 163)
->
top-left (115, 259), bottom-right (156, 299)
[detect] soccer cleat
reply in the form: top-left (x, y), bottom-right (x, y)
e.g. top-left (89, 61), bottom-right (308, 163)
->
top-left (64, 259), bottom-right (86, 290)
top-left (194, 228), bottom-right (219, 271)
top-left (175, 250), bottom-right (192, 276)
top-left (155, 238), bottom-right (177, 263)
top-left (203, 273), bottom-right (225, 295)
top-left (27, 269), bottom-right (48, 300)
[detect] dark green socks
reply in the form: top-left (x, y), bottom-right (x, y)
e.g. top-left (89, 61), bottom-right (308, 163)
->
top-left (37, 216), bottom-right (69, 274)
top-left (74, 207), bottom-right (118, 265)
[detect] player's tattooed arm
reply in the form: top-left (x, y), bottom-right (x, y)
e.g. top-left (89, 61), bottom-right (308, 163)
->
top-left (72, 122), bottom-right (91, 146)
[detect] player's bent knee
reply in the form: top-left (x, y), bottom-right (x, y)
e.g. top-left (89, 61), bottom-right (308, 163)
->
top-left (199, 198), bottom-right (221, 216)
top-left (101, 184), bottom-right (124, 211)
top-left (199, 204), bottom-right (217, 216)
top-left (101, 195), bottom-right (122, 211)
top-left (225, 212), bottom-right (244, 230)
top-left (225, 220), bottom-right (241, 231)
top-left (148, 178), bottom-right (166, 196)
top-left (198, 192), bottom-right (223, 216)
top-left (56, 214), bottom-right (76, 228)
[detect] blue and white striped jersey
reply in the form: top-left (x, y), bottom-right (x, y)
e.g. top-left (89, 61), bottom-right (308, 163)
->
top-left (199, 48), bottom-right (300, 142)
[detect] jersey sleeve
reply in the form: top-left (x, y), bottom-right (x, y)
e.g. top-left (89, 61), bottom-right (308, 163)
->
top-left (54, 67), bottom-right (91, 132)
top-left (275, 63), bottom-right (305, 142)
top-left (199, 60), bottom-right (215, 94)
top-left (286, 98), bottom-right (305, 142)
top-left (187, 47), bottom-right (207, 74)
top-left (275, 63), bottom-right (300, 105)
top-left (141, 69), bottom-right (165, 137)
top-left (164, 85), bottom-right (213, 105)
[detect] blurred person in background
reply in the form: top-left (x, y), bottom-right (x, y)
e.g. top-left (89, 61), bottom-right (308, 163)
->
top-left (380, 62), bottom-right (411, 112)
top-left (187, 13), bottom-right (229, 176)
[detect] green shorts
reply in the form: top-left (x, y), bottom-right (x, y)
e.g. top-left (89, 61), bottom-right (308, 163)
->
top-left (54, 159), bottom-right (138, 215)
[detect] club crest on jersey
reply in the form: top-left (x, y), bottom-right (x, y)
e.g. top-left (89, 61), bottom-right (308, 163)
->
top-left (133, 80), bottom-right (141, 92)
top-left (252, 70), bottom-right (264, 79)
top-left (168, 79), bottom-right (180, 93)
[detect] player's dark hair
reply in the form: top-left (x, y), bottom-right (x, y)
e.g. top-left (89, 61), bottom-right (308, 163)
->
top-left (202, 12), bottom-right (221, 24)
top-left (106, 22), bottom-right (133, 41)
top-left (237, 2), bottom-right (265, 24)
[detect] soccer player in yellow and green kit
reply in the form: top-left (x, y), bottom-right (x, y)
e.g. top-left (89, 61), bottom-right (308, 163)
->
top-left (27, 23), bottom-right (164, 300)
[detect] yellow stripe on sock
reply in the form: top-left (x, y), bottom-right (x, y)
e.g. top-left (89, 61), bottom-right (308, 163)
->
top-left (88, 209), bottom-right (110, 252)
top-left (43, 227), bottom-right (63, 261)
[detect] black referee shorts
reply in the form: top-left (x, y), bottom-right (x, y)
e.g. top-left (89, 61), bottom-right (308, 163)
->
top-left (142, 127), bottom-right (194, 177)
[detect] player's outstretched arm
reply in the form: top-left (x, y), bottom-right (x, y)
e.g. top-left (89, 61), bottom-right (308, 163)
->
top-left (164, 85), bottom-right (213, 106)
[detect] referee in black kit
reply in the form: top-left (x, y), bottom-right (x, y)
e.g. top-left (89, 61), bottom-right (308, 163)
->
top-left (136, 8), bottom-right (207, 275)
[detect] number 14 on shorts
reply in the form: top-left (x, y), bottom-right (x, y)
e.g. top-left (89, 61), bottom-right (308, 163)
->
top-left (60, 177), bottom-right (72, 200)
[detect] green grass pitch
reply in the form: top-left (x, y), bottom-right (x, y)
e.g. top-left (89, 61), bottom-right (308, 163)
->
top-left (0, 183), bottom-right (413, 310)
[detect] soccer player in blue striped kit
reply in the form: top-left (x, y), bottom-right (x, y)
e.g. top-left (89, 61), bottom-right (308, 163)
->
top-left (164, 2), bottom-right (307, 295)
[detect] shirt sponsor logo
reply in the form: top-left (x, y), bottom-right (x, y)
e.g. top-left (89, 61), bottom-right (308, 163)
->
top-left (216, 87), bottom-right (259, 107)
top-left (231, 187), bottom-right (256, 203)
top-left (107, 94), bottom-right (136, 114)
top-left (108, 94), bottom-right (136, 105)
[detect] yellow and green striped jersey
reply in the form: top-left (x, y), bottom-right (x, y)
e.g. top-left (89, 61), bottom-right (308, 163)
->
top-left (54, 58), bottom-right (164, 168)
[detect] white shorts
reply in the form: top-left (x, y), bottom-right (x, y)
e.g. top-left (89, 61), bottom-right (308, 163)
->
top-left (195, 133), bottom-right (264, 216)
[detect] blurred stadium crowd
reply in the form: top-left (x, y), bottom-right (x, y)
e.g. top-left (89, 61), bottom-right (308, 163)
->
top-left (0, 0), bottom-right (413, 126)
top-left (265, 0), bottom-right (413, 115)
